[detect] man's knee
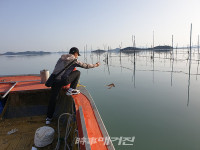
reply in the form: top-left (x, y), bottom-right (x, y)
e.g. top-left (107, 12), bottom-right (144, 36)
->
top-left (75, 70), bottom-right (81, 76)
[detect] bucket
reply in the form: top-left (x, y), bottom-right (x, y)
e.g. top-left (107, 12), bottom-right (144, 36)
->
top-left (40, 70), bottom-right (49, 84)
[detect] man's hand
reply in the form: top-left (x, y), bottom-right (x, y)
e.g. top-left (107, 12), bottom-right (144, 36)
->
top-left (96, 62), bottom-right (100, 67)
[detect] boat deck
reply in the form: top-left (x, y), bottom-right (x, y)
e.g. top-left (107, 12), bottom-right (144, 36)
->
top-left (0, 75), bottom-right (114, 150)
top-left (0, 90), bottom-right (77, 150)
top-left (0, 75), bottom-right (49, 94)
top-left (0, 115), bottom-right (57, 149)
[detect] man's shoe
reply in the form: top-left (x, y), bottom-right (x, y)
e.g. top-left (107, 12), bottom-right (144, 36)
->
top-left (66, 89), bottom-right (80, 96)
top-left (46, 117), bottom-right (52, 125)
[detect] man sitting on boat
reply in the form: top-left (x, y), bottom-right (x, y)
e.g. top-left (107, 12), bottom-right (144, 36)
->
top-left (46, 47), bottom-right (100, 124)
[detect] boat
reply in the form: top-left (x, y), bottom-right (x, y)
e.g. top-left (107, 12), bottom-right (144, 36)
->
top-left (0, 74), bottom-right (115, 150)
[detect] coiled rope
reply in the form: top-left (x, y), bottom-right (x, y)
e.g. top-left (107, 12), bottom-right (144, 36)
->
top-left (55, 113), bottom-right (72, 150)
top-left (55, 113), bottom-right (80, 150)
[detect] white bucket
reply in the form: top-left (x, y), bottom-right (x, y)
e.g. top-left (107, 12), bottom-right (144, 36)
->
top-left (40, 70), bottom-right (49, 84)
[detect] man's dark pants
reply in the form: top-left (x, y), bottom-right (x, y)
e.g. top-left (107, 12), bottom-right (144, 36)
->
top-left (47, 70), bottom-right (80, 118)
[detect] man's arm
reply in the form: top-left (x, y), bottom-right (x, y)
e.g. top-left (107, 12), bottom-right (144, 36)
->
top-left (76, 60), bottom-right (100, 69)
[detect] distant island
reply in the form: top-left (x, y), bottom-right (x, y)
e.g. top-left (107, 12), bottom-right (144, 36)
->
top-left (91, 46), bottom-right (173, 54)
top-left (0, 45), bottom-right (180, 56)
top-left (91, 49), bottom-right (107, 53)
top-left (150, 45), bottom-right (173, 50)
top-left (1, 51), bottom-right (51, 56)
top-left (91, 48), bottom-right (120, 53)
top-left (121, 45), bottom-right (173, 53)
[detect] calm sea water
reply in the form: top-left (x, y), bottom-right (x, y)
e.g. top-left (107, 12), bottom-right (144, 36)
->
top-left (1, 49), bottom-right (200, 150)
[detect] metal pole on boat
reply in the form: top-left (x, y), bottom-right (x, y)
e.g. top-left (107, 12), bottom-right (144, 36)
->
top-left (0, 82), bottom-right (17, 99)
top-left (0, 79), bottom-right (41, 99)
top-left (0, 80), bottom-right (40, 84)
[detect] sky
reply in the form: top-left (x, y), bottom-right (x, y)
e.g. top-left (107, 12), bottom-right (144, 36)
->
top-left (0, 0), bottom-right (200, 52)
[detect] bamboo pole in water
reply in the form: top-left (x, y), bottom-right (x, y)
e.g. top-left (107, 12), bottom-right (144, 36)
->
top-left (187, 23), bottom-right (192, 107)
top-left (133, 46), bottom-right (136, 87)
top-left (134, 37), bottom-right (136, 58)
top-left (153, 30), bottom-right (154, 48)
top-left (132, 55), bottom-right (136, 88)
top-left (107, 46), bottom-right (109, 65)
top-left (152, 31), bottom-right (155, 60)
top-left (84, 46), bottom-right (85, 61)
top-left (107, 46), bottom-right (110, 75)
top-left (198, 35), bottom-right (199, 55)
top-left (151, 31), bottom-right (155, 83)
top-left (190, 25), bottom-right (192, 59)
top-left (171, 54), bottom-right (174, 86)
top-left (171, 35), bottom-right (174, 59)
top-left (196, 60), bottom-right (199, 80)
top-left (131, 35), bottom-right (136, 59)
top-left (86, 44), bottom-right (87, 63)
top-left (91, 46), bottom-right (94, 64)
top-left (170, 36), bottom-right (173, 86)
top-left (170, 35), bottom-right (174, 86)
top-left (119, 45), bottom-right (122, 66)
top-left (132, 35), bottom-right (134, 47)
top-left (153, 53), bottom-right (154, 84)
